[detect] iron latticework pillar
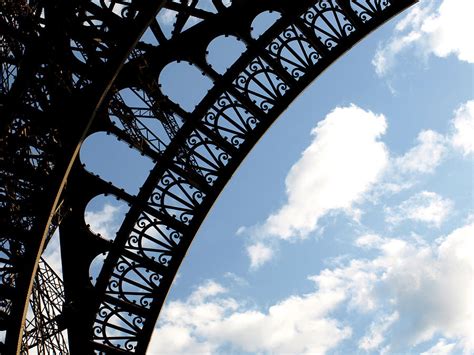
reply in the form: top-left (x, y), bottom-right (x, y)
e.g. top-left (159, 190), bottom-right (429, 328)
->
top-left (1, 0), bottom-right (417, 353)
top-left (22, 258), bottom-right (68, 354)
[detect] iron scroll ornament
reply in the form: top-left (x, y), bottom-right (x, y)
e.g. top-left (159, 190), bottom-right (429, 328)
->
top-left (0, 0), bottom-right (418, 353)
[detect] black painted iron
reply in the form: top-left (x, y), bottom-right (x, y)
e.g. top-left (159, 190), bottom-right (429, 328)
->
top-left (1, 0), bottom-right (417, 353)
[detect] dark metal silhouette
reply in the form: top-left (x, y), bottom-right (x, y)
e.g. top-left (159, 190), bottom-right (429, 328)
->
top-left (1, 0), bottom-right (417, 353)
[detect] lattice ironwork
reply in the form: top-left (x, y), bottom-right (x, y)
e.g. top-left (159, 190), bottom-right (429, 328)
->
top-left (1, 0), bottom-right (417, 353)
top-left (22, 257), bottom-right (68, 354)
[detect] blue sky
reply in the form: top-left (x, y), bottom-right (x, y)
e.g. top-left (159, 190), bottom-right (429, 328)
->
top-left (45, 0), bottom-right (473, 353)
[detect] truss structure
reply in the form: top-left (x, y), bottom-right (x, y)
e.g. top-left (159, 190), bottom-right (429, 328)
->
top-left (1, 0), bottom-right (417, 353)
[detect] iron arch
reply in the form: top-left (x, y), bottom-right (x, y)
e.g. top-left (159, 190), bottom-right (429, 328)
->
top-left (0, 0), bottom-right (418, 353)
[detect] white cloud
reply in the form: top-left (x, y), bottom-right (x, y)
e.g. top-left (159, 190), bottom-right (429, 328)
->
top-left (372, 129), bottom-right (448, 196)
top-left (450, 100), bottom-right (474, 156)
top-left (247, 242), bottom-right (274, 270)
top-left (349, 224), bottom-right (474, 352)
top-left (355, 233), bottom-right (385, 249)
top-left (223, 272), bottom-right (249, 287)
top-left (317, 227), bottom-right (474, 351)
top-left (373, 28), bottom-right (423, 77)
top-left (421, 338), bottom-right (457, 355)
top-left (85, 203), bottom-right (122, 240)
top-left (148, 277), bottom-right (351, 355)
top-left (373, 0), bottom-right (474, 76)
top-left (239, 100), bottom-right (470, 268)
top-left (358, 312), bottom-right (399, 351)
top-left (189, 280), bottom-right (227, 304)
top-left (253, 105), bottom-right (389, 241)
top-left (149, 222), bottom-right (474, 354)
top-left (148, 324), bottom-right (215, 355)
top-left (421, 0), bottom-right (474, 62)
top-left (385, 191), bottom-right (453, 227)
top-left (394, 130), bottom-right (447, 174)
top-left (381, 100), bottom-right (473, 193)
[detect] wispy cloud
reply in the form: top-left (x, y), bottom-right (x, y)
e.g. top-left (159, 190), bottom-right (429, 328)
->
top-left (450, 100), bottom-right (474, 156)
top-left (385, 191), bottom-right (453, 227)
top-left (373, 130), bottom-right (447, 196)
top-left (420, 338), bottom-right (457, 355)
top-left (373, 0), bottom-right (474, 77)
top-left (223, 272), bottom-right (249, 287)
top-left (247, 242), bottom-right (274, 270)
top-left (382, 99), bottom-right (473, 193)
top-left (394, 130), bottom-right (447, 174)
top-left (358, 312), bottom-right (399, 351)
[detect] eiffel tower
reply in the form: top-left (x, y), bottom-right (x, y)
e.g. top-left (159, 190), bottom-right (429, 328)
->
top-left (1, 0), bottom-right (417, 353)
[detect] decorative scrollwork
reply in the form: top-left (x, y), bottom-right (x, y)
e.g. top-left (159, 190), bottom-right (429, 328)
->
top-left (93, 301), bottom-right (145, 351)
top-left (351, 0), bottom-right (392, 22)
top-left (301, 0), bottom-right (355, 49)
top-left (202, 92), bottom-right (260, 148)
top-left (126, 212), bottom-right (181, 265)
top-left (233, 56), bottom-right (289, 113)
top-left (106, 256), bottom-right (163, 308)
top-left (175, 129), bottom-right (232, 185)
top-left (266, 24), bottom-right (321, 80)
top-left (148, 169), bottom-right (206, 224)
